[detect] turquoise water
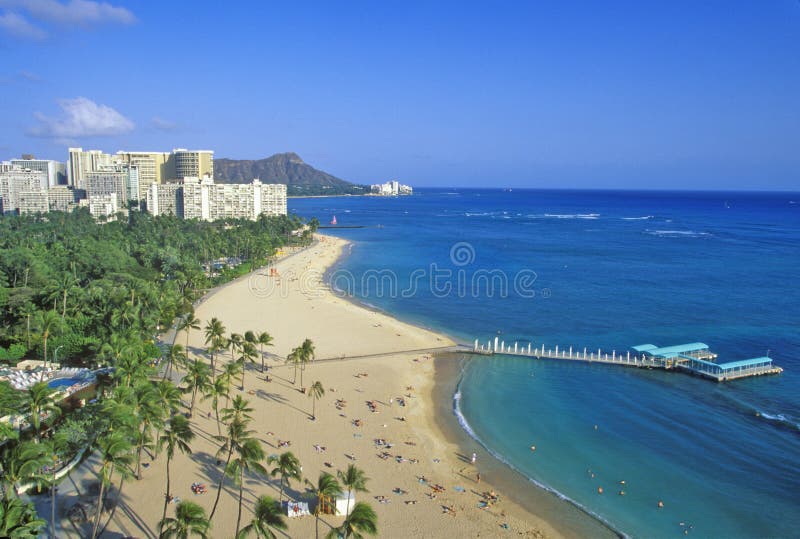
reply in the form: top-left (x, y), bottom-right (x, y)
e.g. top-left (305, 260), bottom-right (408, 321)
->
top-left (291, 189), bottom-right (800, 538)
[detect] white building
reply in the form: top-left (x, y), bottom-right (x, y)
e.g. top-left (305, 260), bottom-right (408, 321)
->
top-left (154, 176), bottom-right (287, 221)
top-left (146, 182), bottom-right (183, 217)
top-left (10, 158), bottom-right (66, 187)
top-left (85, 167), bottom-right (130, 210)
top-left (86, 194), bottom-right (119, 221)
top-left (0, 167), bottom-right (48, 214)
top-left (370, 180), bottom-right (413, 196)
top-left (48, 186), bottom-right (82, 213)
top-left (68, 148), bottom-right (114, 189)
top-left (18, 190), bottom-right (49, 214)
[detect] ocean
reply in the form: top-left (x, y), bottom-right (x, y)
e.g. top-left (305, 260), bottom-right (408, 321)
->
top-left (290, 189), bottom-right (800, 538)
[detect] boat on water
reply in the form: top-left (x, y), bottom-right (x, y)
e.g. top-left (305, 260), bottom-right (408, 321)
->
top-left (331, 215), bottom-right (337, 225)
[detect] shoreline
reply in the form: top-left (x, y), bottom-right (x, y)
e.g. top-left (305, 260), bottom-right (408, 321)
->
top-left (432, 355), bottom-right (622, 539)
top-left (321, 234), bottom-right (618, 538)
top-left (39, 232), bottom-right (611, 538)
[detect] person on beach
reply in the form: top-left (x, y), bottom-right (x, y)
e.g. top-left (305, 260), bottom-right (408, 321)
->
top-left (471, 452), bottom-right (477, 464)
top-left (477, 472), bottom-right (481, 483)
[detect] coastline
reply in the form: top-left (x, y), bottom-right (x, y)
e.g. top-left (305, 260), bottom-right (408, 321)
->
top-left (42, 233), bottom-right (609, 538)
top-left (320, 234), bottom-right (617, 537)
top-left (432, 355), bottom-right (621, 539)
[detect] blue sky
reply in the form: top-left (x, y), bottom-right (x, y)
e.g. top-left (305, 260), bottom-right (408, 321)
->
top-left (0, 0), bottom-right (798, 189)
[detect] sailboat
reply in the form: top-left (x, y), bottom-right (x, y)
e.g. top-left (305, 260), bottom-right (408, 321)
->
top-left (331, 215), bottom-right (337, 225)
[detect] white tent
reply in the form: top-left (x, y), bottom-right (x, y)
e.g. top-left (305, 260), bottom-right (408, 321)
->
top-left (335, 492), bottom-right (355, 516)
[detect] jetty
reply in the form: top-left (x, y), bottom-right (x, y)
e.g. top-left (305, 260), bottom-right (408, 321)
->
top-left (471, 338), bottom-right (783, 382)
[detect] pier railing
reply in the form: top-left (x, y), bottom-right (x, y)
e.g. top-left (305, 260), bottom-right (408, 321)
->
top-left (470, 337), bottom-right (783, 381)
top-left (472, 338), bottom-right (663, 368)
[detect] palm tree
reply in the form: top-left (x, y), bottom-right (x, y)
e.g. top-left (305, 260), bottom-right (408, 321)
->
top-left (159, 414), bottom-right (195, 536)
top-left (178, 309), bottom-right (201, 351)
top-left (164, 344), bottom-right (187, 380)
top-left (26, 382), bottom-right (61, 443)
top-left (91, 432), bottom-right (133, 539)
top-left (221, 395), bottom-right (253, 426)
top-left (228, 332), bottom-right (244, 363)
top-left (133, 381), bottom-right (163, 479)
top-left (238, 341), bottom-right (258, 391)
top-left (222, 361), bottom-right (242, 407)
top-left (237, 495), bottom-right (286, 539)
top-left (327, 502), bottom-right (378, 539)
top-left (155, 379), bottom-right (183, 416)
top-left (0, 441), bottom-right (50, 500)
top-left (287, 338), bottom-right (315, 389)
top-left (159, 501), bottom-right (210, 538)
top-left (182, 360), bottom-right (211, 418)
top-left (202, 376), bottom-right (228, 435)
top-left (0, 494), bottom-right (46, 537)
top-left (256, 331), bottom-right (273, 373)
top-left (298, 339), bottom-right (316, 389)
top-left (209, 418), bottom-right (252, 520)
top-left (268, 451), bottom-right (302, 505)
top-left (100, 332), bottom-right (133, 368)
top-left (45, 272), bottom-right (79, 317)
top-left (228, 437), bottom-right (267, 537)
top-left (337, 464), bottom-right (369, 518)
top-left (286, 349), bottom-right (300, 386)
top-left (204, 317), bottom-right (226, 373)
top-left (306, 472), bottom-right (342, 539)
top-left (33, 310), bottom-right (63, 372)
top-left (308, 380), bottom-right (325, 420)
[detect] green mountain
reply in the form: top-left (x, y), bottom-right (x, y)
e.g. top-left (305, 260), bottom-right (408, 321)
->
top-left (213, 152), bottom-right (367, 196)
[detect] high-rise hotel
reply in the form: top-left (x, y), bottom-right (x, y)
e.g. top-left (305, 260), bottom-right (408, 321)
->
top-left (147, 176), bottom-right (287, 221)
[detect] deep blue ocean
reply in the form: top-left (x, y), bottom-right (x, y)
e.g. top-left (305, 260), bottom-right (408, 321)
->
top-left (290, 189), bottom-right (800, 539)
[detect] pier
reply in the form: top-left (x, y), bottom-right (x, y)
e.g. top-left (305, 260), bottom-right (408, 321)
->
top-left (471, 338), bottom-right (783, 382)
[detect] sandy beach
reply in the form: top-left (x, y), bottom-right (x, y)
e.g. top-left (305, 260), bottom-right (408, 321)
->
top-left (42, 234), bottom-right (611, 538)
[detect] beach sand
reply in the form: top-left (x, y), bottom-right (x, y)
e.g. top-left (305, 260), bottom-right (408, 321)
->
top-left (44, 234), bottom-right (614, 538)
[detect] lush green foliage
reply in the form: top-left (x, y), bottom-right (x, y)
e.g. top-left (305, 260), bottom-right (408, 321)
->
top-left (0, 209), bottom-right (307, 366)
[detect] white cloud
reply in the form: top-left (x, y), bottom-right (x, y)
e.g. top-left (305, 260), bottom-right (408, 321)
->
top-left (0, 0), bottom-right (135, 38)
top-left (150, 116), bottom-right (178, 132)
top-left (0, 10), bottom-right (45, 38)
top-left (28, 96), bottom-right (134, 138)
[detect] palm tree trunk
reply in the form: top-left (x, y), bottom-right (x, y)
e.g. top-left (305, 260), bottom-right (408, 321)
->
top-left (235, 472), bottom-right (244, 537)
top-left (50, 467), bottom-right (56, 538)
top-left (43, 335), bottom-right (48, 373)
top-left (312, 396), bottom-right (316, 420)
top-left (209, 448), bottom-right (233, 520)
top-left (214, 402), bottom-right (221, 436)
top-left (160, 456), bottom-right (171, 536)
top-left (260, 346), bottom-right (265, 373)
top-left (190, 387), bottom-right (197, 417)
top-left (90, 475), bottom-right (106, 539)
top-left (136, 440), bottom-right (144, 480)
top-left (98, 475), bottom-right (125, 537)
top-left (241, 368), bottom-right (245, 392)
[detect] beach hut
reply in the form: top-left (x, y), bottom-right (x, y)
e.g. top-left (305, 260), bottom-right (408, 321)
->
top-left (335, 492), bottom-right (355, 516)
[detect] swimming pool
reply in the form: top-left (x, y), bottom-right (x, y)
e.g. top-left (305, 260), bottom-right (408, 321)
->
top-left (48, 376), bottom-right (86, 389)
